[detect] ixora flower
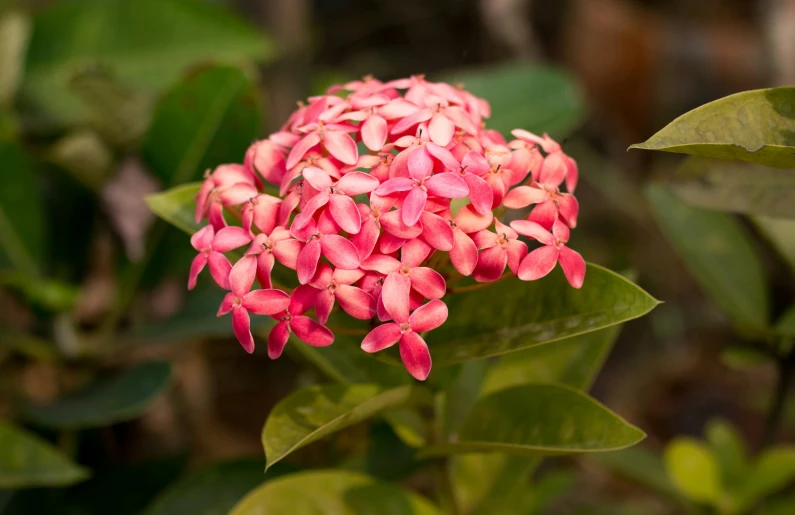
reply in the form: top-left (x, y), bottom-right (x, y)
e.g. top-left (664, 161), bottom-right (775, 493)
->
top-left (190, 75), bottom-right (584, 380)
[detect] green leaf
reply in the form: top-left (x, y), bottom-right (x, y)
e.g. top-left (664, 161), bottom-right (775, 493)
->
top-left (593, 446), bottom-right (683, 500)
top-left (0, 329), bottom-right (59, 361)
top-left (426, 264), bottom-right (657, 365)
top-left (482, 325), bottom-right (622, 397)
top-left (447, 64), bottom-right (585, 140)
top-left (145, 459), bottom-right (293, 515)
top-left (48, 129), bottom-right (114, 192)
top-left (629, 87), bottom-right (795, 168)
top-left (22, 362), bottom-right (171, 429)
top-left (776, 305), bottom-right (795, 337)
top-left (753, 216), bottom-right (795, 274)
top-left (735, 447), bottom-right (795, 512)
top-left (666, 157), bottom-right (795, 218)
top-left (0, 142), bottom-right (46, 277)
top-left (142, 66), bottom-right (260, 186)
top-left (422, 384), bottom-right (644, 457)
top-left (22, 0), bottom-right (273, 125)
top-left (646, 184), bottom-right (769, 329)
top-left (262, 384), bottom-right (431, 469)
top-left (145, 183), bottom-right (202, 234)
top-left (663, 438), bottom-right (722, 504)
top-left (0, 421), bottom-right (89, 488)
top-left (441, 361), bottom-right (487, 439)
top-left (705, 419), bottom-right (747, 488)
top-left (525, 470), bottom-right (577, 515)
top-left (720, 345), bottom-right (773, 371)
top-left (230, 470), bottom-right (439, 515)
top-left (0, 11), bottom-right (30, 108)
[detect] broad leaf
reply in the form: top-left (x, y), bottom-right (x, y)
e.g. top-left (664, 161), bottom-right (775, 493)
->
top-left (262, 384), bottom-right (431, 469)
top-left (664, 438), bottom-right (722, 504)
top-left (426, 264), bottom-right (657, 365)
top-left (0, 11), bottom-right (30, 108)
top-left (735, 447), bottom-right (795, 512)
top-left (22, 362), bottom-right (171, 429)
top-left (0, 421), bottom-right (89, 488)
top-left (422, 384), bottom-right (644, 457)
top-left (646, 184), bottom-right (769, 329)
top-left (230, 470), bottom-right (438, 515)
top-left (593, 446), bottom-right (683, 501)
top-left (630, 87), bottom-right (795, 168)
top-left (441, 361), bottom-right (487, 439)
top-left (143, 66), bottom-right (260, 185)
top-left (23, 0), bottom-right (273, 125)
top-left (666, 157), bottom-right (795, 218)
top-left (753, 216), bottom-right (795, 274)
top-left (145, 183), bottom-right (202, 235)
top-left (481, 325), bottom-right (622, 396)
top-left (145, 459), bottom-right (292, 515)
top-left (706, 419), bottom-right (747, 487)
top-left (0, 142), bottom-right (46, 276)
top-left (447, 64), bottom-right (584, 139)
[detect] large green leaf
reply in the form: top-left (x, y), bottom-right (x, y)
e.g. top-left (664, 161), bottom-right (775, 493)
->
top-left (447, 64), bottom-right (585, 139)
top-left (0, 421), bottom-right (89, 488)
top-left (230, 470), bottom-right (438, 515)
top-left (422, 384), bottom-right (644, 457)
top-left (630, 88), bottom-right (795, 168)
top-left (706, 419), bottom-right (747, 488)
top-left (145, 459), bottom-right (293, 515)
top-left (262, 384), bottom-right (431, 469)
top-left (143, 66), bottom-right (260, 185)
top-left (145, 183), bottom-right (201, 235)
top-left (664, 438), bottom-right (722, 505)
top-left (22, 362), bottom-right (171, 429)
top-left (22, 0), bottom-right (273, 125)
top-left (0, 142), bottom-right (46, 276)
top-left (735, 447), bottom-right (795, 512)
top-left (426, 264), bottom-right (657, 365)
top-left (0, 11), bottom-right (30, 108)
top-left (646, 184), bottom-right (769, 329)
top-left (666, 157), bottom-right (795, 218)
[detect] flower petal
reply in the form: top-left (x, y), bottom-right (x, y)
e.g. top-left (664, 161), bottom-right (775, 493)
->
top-left (410, 267), bottom-right (446, 299)
top-left (528, 199), bottom-right (559, 230)
top-left (188, 253), bottom-right (208, 290)
top-left (273, 238), bottom-right (302, 270)
top-left (428, 112), bottom-right (454, 146)
top-left (503, 185), bottom-right (548, 209)
top-left (297, 239), bottom-right (322, 284)
top-left (399, 332), bottom-right (432, 381)
top-left (290, 284), bottom-right (319, 315)
top-left (212, 226), bottom-right (252, 252)
top-left (314, 290), bottom-right (335, 325)
top-left (336, 284), bottom-right (376, 320)
top-left (361, 114), bottom-right (388, 151)
top-left (374, 177), bottom-right (414, 196)
top-left (510, 220), bottom-right (555, 245)
top-left (217, 292), bottom-right (235, 316)
top-left (538, 152), bottom-right (567, 187)
top-left (207, 252), bottom-right (233, 289)
top-left (256, 252), bottom-right (275, 289)
top-left (361, 323), bottom-right (402, 353)
top-left (450, 230), bottom-right (478, 276)
top-left (557, 193), bottom-right (579, 228)
top-left (268, 321), bottom-right (290, 359)
top-left (286, 132), bottom-right (322, 170)
top-left (191, 225), bottom-right (214, 251)
top-left (425, 142), bottom-right (461, 171)
top-left (425, 172), bottom-right (469, 198)
top-left (382, 272), bottom-right (411, 323)
top-left (329, 194), bottom-right (362, 234)
top-left (218, 183), bottom-right (257, 205)
top-left (454, 204), bottom-right (493, 233)
top-left (390, 108), bottom-right (433, 135)
top-left (229, 254), bottom-right (258, 298)
top-left (420, 211), bottom-right (454, 251)
top-left (409, 299), bottom-right (448, 332)
top-left (473, 245), bottom-right (507, 282)
top-left (323, 131), bottom-right (358, 165)
top-left (243, 288), bottom-right (291, 315)
top-left (351, 218), bottom-right (381, 259)
top-left (401, 238), bottom-right (432, 268)
top-left (232, 307), bottom-right (255, 354)
top-left (517, 245), bottom-right (559, 281)
top-left (463, 174), bottom-right (494, 215)
top-left (408, 147), bottom-right (433, 180)
top-left (558, 245), bottom-right (586, 288)
top-left (401, 187), bottom-right (427, 226)
top-left (337, 171), bottom-right (381, 195)
top-left (361, 254), bottom-right (402, 274)
top-left (291, 316), bottom-right (334, 346)
top-left (321, 234), bottom-right (361, 269)
top-left (380, 210), bottom-right (423, 239)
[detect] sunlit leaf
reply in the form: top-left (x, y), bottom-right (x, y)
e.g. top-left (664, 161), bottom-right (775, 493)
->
top-left (664, 438), bottom-right (722, 504)
top-left (706, 418), bottom-right (747, 488)
top-left (735, 447), bottom-right (795, 512)
top-left (0, 11), bottom-right (30, 108)
top-left (754, 215), bottom-right (795, 274)
top-left (145, 183), bottom-right (202, 235)
top-left (630, 88), bottom-right (795, 168)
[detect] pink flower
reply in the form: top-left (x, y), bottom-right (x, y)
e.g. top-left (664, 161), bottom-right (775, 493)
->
top-left (286, 120), bottom-right (359, 169)
top-left (511, 218), bottom-right (586, 288)
top-left (239, 227), bottom-right (301, 289)
top-left (309, 264), bottom-right (376, 324)
top-left (241, 194), bottom-right (282, 236)
top-left (375, 147), bottom-right (468, 226)
top-left (189, 225), bottom-right (251, 290)
top-left (439, 205), bottom-right (494, 276)
top-left (195, 164), bottom-right (258, 229)
top-left (471, 220), bottom-right (528, 282)
top-left (268, 285), bottom-right (335, 359)
top-left (217, 256), bottom-right (290, 353)
top-left (361, 274), bottom-right (448, 380)
top-left (511, 129), bottom-right (579, 193)
top-left (292, 211), bottom-right (361, 284)
top-left (425, 143), bottom-right (494, 215)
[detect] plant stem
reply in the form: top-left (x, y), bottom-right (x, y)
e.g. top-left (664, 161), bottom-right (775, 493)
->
top-left (761, 346), bottom-right (795, 449)
top-left (433, 457), bottom-right (459, 515)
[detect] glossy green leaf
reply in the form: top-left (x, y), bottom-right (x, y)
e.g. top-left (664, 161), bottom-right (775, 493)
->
top-left (0, 11), bottom-right (30, 108)
top-left (230, 470), bottom-right (438, 515)
top-left (262, 384), bottom-right (431, 469)
top-left (735, 447), bottom-right (795, 512)
top-left (753, 216), bottom-right (795, 274)
top-left (143, 66), bottom-right (260, 185)
top-left (646, 184), bottom-right (769, 329)
top-left (145, 183), bottom-right (202, 235)
top-left (23, 0), bottom-right (273, 125)
top-left (706, 419), bottom-right (747, 487)
top-left (482, 325), bottom-right (622, 397)
top-left (145, 459), bottom-right (293, 515)
top-left (593, 446), bottom-right (683, 500)
top-left (22, 362), bottom-right (171, 429)
top-left (0, 142), bottom-right (46, 277)
top-left (0, 421), bottom-right (89, 488)
top-left (666, 157), bottom-right (795, 217)
top-left (426, 264), bottom-right (657, 365)
top-left (664, 438), bottom-right (722, 504)
top-left (630, 88), bottom-right (795, 168)
top-left (447, 64), bottom-right (585, 139)
top-left (422, 384), bottom-right (644, 457)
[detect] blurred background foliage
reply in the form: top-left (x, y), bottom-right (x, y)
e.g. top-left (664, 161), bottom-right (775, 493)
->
top-left (1, 0), bottom-right (795, 513)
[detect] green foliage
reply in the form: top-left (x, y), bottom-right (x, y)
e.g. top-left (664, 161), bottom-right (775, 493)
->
top-left (0, 421), bottom-right (89, 488)
top-left (427, 265), bottom-right (658, 365)
top-left (143, 66), bottom-right (260, 186)
top-left (646, 184), bottom-right (769, 330)
top-left (422, 384), bottom-right (645, 457)
top-left (663, 438), bottom-right (723, 505)
top-left (22, 362), bottom-right (171, 429)
top-left (593, 446), bottom-right (683, 501)
top-left (665, 157), bottom-right (795, 218)
top-left (706, 419), bottom-right (747, 487)
top-left (753, 216), bottom-right (795, 274)
top-left (22, 0), bottom-right (273, 126)
top-left (230, 470), bottom-right (439, 515)
top-left (446, 64), bottom-right (585, 139)
top-left (0, 10), bottom-right (30, 108)
top-left (262, 384), bottom-right (431, 469)
top-left (630, 87), bottom-right (795, 168)
top-left (145, 182), bottom-right (202, 235)
top-left (734, 447), bottom-right (795, 513)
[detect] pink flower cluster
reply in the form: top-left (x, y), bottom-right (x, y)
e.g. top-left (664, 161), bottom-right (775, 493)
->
top-left (190, 75), bottom-right (584, 381)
